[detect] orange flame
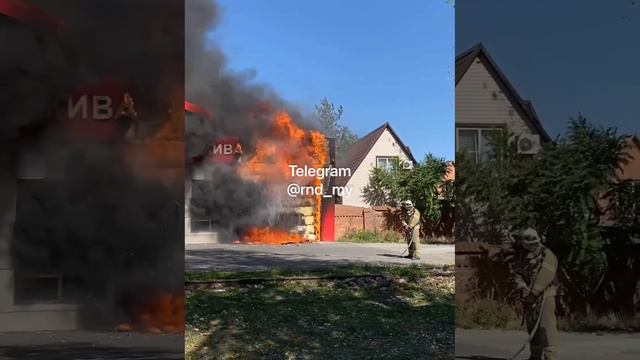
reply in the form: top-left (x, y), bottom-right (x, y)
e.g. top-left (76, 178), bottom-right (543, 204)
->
top-left (239, 111), bottom-right (326, 181)
top-left (237, 111), bottom-right (328, 244)
top-left (121, 86), bottom-right (185, 187)
top-left (116, 293), bottom-right (184, 334)
top-left (309, 131), bottom-right (328, 237)
top-left (240, 227), bottom-right (305, 245)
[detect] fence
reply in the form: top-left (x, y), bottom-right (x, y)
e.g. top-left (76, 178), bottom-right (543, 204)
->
top-left (335, 204), bottom-right (454, 240)
top-left (455, 242), bottom-right (513, 303)
top-left (456, 240), bottom-right (640, 317)
top-left (334, 205), bottom-right (401, 239)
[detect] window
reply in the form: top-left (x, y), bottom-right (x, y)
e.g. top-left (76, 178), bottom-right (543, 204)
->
top-left (189, 179), bottom-right (216, 233)
top-left (190, 219), bottom-right (215, 232)
top-left (13, 179), bottom-right (79, 304)
top-left (17, 145), bottom-right (47, 178)
top-left (456, 127), bottom-right (503, 164)
top-left (13, 273), bottom-right (82, 304)
top-left (376, 156), bottom-right (398, 171)
top-left (14, 275), bottom-right (61, 304)
top-left (614, 180), bottom-right (640, 223)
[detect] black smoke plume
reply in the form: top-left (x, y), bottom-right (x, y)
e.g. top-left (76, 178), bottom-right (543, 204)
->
top-left (1, 0), bottom-right (184, 330)
top-left (186, 0), bottom-right (320, 241)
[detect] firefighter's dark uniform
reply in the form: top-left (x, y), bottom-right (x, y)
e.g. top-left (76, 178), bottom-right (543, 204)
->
top-left (513, 244), bottom-right (559, 360)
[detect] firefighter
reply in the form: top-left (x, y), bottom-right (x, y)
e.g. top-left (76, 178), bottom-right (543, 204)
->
top-left (510, 228), bottom-right (559, 360)
top-left (116, 93), bottom-right (139, 139)
top-left (401, 200), bottom-right (421, 260)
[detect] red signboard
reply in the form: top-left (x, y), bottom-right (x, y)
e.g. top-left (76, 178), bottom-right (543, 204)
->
top-left (184, 101), bottom-right (211, 120)
top-left (60, 82), bottom-right (127, 141)
top-left (208, 138), bottom-right (242, 165)
top-left (186, 101), bottom-right (242, 165)
top-left (0, 0), bottom-right (65, 36)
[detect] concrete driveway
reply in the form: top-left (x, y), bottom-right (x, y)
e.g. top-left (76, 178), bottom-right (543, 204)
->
top-left (0, 331), bottom-right (183, 360)
top-left (456, 328), bottom-right (640, 360)
top-left (185, 242), bottom-right (454, 272)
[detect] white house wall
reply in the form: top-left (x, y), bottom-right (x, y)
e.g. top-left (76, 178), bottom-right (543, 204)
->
top-left (456, 58), bottom-right (535, 137)
top-left (0, 161), bottom-right (79, 332)
top-left (343, 129), bottom-right (411, 207)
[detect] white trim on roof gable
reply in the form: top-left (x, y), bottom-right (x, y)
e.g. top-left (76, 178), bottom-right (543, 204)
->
top-left (456, 57), bottom-right (537, 138)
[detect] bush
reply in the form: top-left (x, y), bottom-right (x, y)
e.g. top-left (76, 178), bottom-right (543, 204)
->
top-left (457, 295), bottom-right (640, 332)
top-left (455, 298), bottom-right (520, 330)
top-left (362, 155), bottom-right (454, 238)
top-left (456, 118), bottom-right (632, 316)
top-left (559, 313), bottom-right (640, 332)
top-left (424, 236), bottom-right (454, 244)
top-left (338, 229), bottom-right (404, 243)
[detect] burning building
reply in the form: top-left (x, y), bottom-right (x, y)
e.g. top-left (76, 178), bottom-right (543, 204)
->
top-left (0, 0), bottom-right (184, 333)
top-left (185, 0), bottom-right (336, 246)
top-left (185, 103), bottom-right (334, 245)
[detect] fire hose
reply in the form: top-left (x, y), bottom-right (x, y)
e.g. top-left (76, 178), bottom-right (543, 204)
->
top-left (509, 292), bottom-right (545, 360)
top-left (399, 225), bottom-right (415, 257)
top-left (400, 237), bottom-right (413, 257)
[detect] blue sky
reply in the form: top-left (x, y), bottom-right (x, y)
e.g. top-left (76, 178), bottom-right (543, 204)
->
top-left (211, 0), bottom-right (454, 160)
top-left (457, 0), bottom-right (640, 139)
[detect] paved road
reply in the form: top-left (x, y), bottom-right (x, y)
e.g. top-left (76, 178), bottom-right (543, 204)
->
top-left (456, 329), bottom-right (640, 360)
top-left (185, 242), bottom-right (454, 272)
top-left (0, 331), bottom-right (183, 359)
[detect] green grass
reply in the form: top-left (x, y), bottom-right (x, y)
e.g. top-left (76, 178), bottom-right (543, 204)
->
top-left (337, 229), bottom-right (454, 244)
top-left (559, 313), bottom-right (640, 332)
top-left (337, 229), bottom-right (404, 243)
top-left (455, 297), bottom-right (640, 333)
top-left (185, 265), bottom-right (454, 360)
top-left (185, 263), bottom-right (453, 282)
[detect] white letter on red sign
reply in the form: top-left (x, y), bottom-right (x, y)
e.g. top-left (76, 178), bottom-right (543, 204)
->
top-left (212, 144), bottom-right (223, 154)
top-left (223, 144), bottom-right (233, 155)
top-left (93, 95), bottom-right (113, 120)
top-left (68, 95), bottom-right (88, 119)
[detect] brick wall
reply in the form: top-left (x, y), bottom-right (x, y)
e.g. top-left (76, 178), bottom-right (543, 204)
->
top-left (455, 242), bottom-right (513, 303)
top-left (457, 240), bottom-right (640, 315)
top-left (334, 205), bottom-right (401, 239)
top-left (335, 204), bottom-right (453, 240)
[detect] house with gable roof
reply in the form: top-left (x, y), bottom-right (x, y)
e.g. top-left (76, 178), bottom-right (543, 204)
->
top-left (334, 122), bottom-right (417, 207)
top-left (456, 43), bottom-right (551, 162)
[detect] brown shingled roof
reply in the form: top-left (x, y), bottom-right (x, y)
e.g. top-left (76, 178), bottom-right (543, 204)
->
top-left (334, 122), bottom-right (417, 187)
top-left (455, 45), bottom-right (481, 85)
top-left (445, 162), bottom-right (455, 181)
top-left (619, 135), bottom-right (640, 181)
top-left (456, 43), bottom-right (551, 142)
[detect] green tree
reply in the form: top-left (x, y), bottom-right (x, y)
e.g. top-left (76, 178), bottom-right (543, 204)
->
top-left (315, 98), bottom-right (358, 155)
top-left (600, 139), bottom-right (639, 315)
top-left (457, 116), bottom-right (629, 315)
top-left (361, 167), bottom-right (391, 206)
top-left (362, 154), bottom-right (454, 236)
